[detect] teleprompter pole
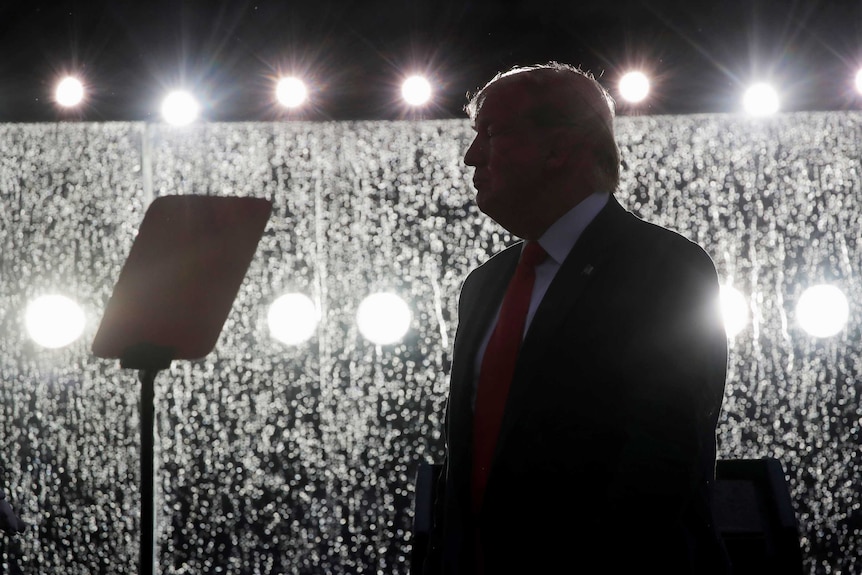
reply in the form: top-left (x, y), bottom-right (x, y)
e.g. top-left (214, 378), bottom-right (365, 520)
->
top-left (122, 344), bottom-right (173, 575)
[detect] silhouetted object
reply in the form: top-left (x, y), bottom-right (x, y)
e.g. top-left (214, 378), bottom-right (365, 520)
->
top-left (0, 488), bottom-right (26, 534)
top-left (412, 459), bottom-right (805, 575)
top-left (93, 195), bottom-right (273, 360)
top-left (428, 63), bottom-right (729, 574)
top-left (93, 195), bottom-right (272, 575)
top-left (713, 458), bottom-right (804, 574)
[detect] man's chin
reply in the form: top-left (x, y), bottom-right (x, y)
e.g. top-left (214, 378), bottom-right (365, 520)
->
top-left (475, 200), bottom-right (510, 231)
top-left (476, 200), bottom-right (532, 238)
top-left (475, 192), bottom-right (494, 216)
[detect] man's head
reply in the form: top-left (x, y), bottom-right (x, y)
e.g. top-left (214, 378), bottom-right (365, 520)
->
top-left (463, 62), bottom-right (620, 239)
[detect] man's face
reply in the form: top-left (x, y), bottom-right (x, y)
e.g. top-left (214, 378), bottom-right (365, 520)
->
top-left (463, 81), bottom-right (550, 236)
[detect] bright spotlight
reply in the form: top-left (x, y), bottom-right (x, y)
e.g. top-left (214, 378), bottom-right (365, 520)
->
top-left (267, 293), bottom-right (319, 345)
top-left (720, 285), bottom-right (749, 338)
top-left (743, 83), bottom-right (780, 116)
top-left (161, 90), bottom-right (199, 126)
top-left (619, 71), bottom-right (650, 103)
top-left (796, 284), bottom-right (849, 338)
top-left (25, 294), bottom-right (86, 349)
top-left (855, 68), bottom-right (862, 95)
top-left (276, 77), bottom-right (308, 108)
top-left (55, 76), bottom-right (84, 107)
top-left (356, 292), bottom-right (411, 345)
top-left (401, 76), bottom-right (432, 106)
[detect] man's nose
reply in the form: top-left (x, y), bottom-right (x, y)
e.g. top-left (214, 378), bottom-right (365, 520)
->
top-left (463, 136), bottom-right (483, 166)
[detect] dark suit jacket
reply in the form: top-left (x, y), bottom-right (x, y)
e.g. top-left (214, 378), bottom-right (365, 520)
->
top-left (426, 196), bottom-right (729, 574)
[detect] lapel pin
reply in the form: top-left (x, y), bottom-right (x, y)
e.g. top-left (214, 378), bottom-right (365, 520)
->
top-left (582, 264), bottom-right (594, 276)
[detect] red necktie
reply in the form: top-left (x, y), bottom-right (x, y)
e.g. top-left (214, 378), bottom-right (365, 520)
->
top-left (471, 241), bottom-right (548, 513)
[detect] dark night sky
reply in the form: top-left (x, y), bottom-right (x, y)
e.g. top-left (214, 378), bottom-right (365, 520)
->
top-left (1, 0), bottom-right (860, 121)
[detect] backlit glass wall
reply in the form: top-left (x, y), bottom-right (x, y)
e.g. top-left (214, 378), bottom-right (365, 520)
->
top-left (0, 114), bottom-right (860, 573)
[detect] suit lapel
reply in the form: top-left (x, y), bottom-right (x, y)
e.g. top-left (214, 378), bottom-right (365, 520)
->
top-left (453, 245), bottom-right (521, 380)
top-left (448, 243), bottom-right (521, 492)
top-left (493, 197), bottom-right (631, 459)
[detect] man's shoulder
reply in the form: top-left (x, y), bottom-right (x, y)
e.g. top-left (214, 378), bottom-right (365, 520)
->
top-left (622, 210), bottom-right (713, 264)
top-left (460, 242), bottom-right (521, 291)
top-left (470, 241), bottom-right (522, 273)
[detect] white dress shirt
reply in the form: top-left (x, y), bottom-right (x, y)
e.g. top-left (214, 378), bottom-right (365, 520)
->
top-left (472, 192), bottom-right (610, 392)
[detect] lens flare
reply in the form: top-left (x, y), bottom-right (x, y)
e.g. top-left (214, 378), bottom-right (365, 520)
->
top-left (796, 284), bottom-right (849, 338)
top-left (161, 90), bottom-right (199, 126)
top-left (401, 76), bottom-right (432, 107)
top-left (55, 77), bottom-right (85, 107)
top-left (356, 292), bottom-right (411, 345)
top-left (25, 294), bottom-right (86, 348)
top-left (276, 77), bottom-right (308, 108)
top-left (267, 293), bottom-right (319, 345)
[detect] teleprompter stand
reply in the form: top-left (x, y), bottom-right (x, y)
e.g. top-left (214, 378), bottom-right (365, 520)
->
top-left (92, 195), bottom-right (272, 575)
top-left (121, 343), bottom-right (173, 575)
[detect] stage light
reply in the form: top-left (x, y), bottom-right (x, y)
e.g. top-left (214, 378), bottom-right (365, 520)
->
top-left (25, 294), bottom-right (86, 349)
top-left (267, 293), bottom-right (319, 345)
top-left (55, 76), bottom-right (84, 107)
top-left (796, 284), bottom-right (849, 338)
top-left (720, 285), bottom-right (749, 338)
top-left (161, 90), bottom-right (199, 126)
top-left (276, 77), bottom-right (308, 108)
top-left (855, 68), bottom-right (862, 95)
top-left (401, 76), bottom-right (432, 106)
top-left (356, 292), bottom-right (411, 345)
top-left (743, 83), bottom-right (780, 116)
top-left (619, 71), bottom-right (650, 103)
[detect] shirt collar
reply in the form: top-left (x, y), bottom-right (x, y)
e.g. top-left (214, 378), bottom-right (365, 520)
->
top-left (536, 192), bottom-right (610, 264)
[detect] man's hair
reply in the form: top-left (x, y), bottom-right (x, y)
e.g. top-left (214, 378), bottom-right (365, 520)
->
top-left (465, 62), bottom-right (621, 192)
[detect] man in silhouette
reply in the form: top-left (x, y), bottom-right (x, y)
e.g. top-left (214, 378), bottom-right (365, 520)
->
top-left (425, 62), bottom-right (729, 574)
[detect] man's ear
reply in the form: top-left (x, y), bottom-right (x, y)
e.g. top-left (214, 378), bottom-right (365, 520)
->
top-left (545, 128), bottom-right (578, 170)
top-left (544, 129), bottom-right (576, 170)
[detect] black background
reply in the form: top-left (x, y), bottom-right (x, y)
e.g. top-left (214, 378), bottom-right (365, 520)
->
top-left (1, 0), bottom-right (860, 120)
